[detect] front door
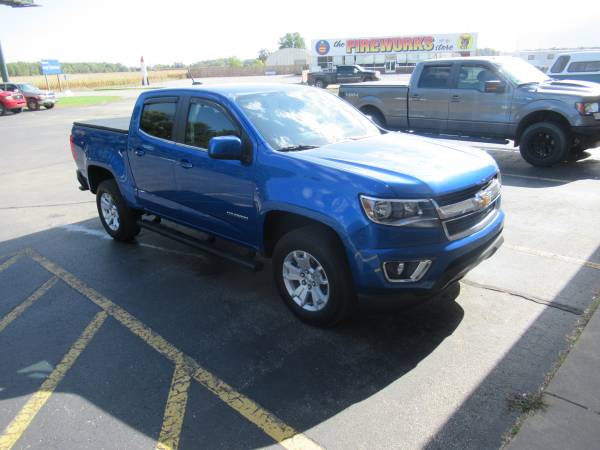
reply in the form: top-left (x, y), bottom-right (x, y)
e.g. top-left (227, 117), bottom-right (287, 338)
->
top-left (408, 64), bottom-right (452, 132)
top-left (128, 96), bottom-right (181, 216)
top-left (385, 60), bottom-right (396, 73)
top-left (170, 98), bottom-right (257, 247)
top-left (447, 63), bottom-right (512, 137)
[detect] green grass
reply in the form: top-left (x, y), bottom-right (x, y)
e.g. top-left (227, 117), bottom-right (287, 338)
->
top-left (57, 96), bottom-right (123, 108)
top-left (93, 86), bottom-right (163, 91)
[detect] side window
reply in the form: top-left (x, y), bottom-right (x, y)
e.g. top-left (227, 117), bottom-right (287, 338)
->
top-left (567, 60), bottom-right (600, 73)
top-left (185, 101), bottom-right (240, 149)
top-left (338, 66), bottom-right (350, 74)
top-left (550, 55), bottom-right (570, 74)
top-left (140, 101), bottom-right (177, 140)
top-left (418, 66), bottom-right (451, 89)
top-left (457, 65), bottom-right (496, 91)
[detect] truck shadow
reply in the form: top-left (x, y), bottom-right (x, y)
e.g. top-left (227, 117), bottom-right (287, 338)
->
top-left (0, 219), bottom-right (464, 448)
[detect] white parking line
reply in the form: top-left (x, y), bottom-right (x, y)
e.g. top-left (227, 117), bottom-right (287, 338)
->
top-left (505, 244), bottom-right (600, 271)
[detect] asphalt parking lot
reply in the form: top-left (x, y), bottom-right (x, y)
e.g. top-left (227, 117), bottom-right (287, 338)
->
top-left (1, 94), bottom-right (599, 449)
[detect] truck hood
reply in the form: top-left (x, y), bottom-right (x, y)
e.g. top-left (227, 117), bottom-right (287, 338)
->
top-left (532, 79), bottom-right (600, 98)
top-left (287, 132), bottom-right (498, 197)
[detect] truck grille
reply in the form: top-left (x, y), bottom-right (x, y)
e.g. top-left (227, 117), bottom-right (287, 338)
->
top-left (443, 200), bottom-right (500, 241)
top-left (435, 178), bottom-right (494, 207)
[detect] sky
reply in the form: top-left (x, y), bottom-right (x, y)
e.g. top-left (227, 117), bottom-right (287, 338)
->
top-left (1, 0), bottom-right (599, 66)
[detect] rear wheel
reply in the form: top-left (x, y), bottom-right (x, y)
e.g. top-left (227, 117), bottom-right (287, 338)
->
top-left (314, 79), bottom-right (326, 89)
top-left (96, 179), bottom-right (140, 241)
top-left (27, 99), bottom-right (40, 111)
top-left (45, 103), bottom-right (55, 109)
top-left (273, 226), bottom-right (354, 326)
top-left (519, 122), bottom-right (568, 167)
top-left (361, 106), bottom-right (386, 128)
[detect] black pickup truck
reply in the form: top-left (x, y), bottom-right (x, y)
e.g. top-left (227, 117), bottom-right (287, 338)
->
top-left (308, 65), bottom-right (380, 89)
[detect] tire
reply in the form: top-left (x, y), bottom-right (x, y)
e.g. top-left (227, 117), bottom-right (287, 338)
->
top-left (0, 104), bottom-right (5, 116)
top-left (361, 106), bottom-right (386, 128)
top-left (96, 179), bottom-right (141, 241)
top-left (27, 99), bottom-right (40, 111)
top-left (45, 103), bottom-right (55, 109)
top-left (272, 225), bottom-right (354, 326)
top-left (519, 122), bottom-right (568, 167)
top-left (11, 108), bottom-right (22, 114)
top-left (314, 79), bottom-right (326, 89)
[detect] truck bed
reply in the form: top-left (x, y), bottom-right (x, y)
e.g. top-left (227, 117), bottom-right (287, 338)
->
top-left (73, 116), bottom-right (130, 134)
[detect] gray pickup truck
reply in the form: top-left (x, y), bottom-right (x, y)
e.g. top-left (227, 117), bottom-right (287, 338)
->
top-left (339, 56), bottom-right (600, 166)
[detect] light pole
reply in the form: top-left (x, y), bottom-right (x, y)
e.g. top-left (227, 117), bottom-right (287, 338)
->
top-left (0, 0), bottom-right (41, 82)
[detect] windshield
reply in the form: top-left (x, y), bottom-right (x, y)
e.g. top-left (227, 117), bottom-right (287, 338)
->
top-left (494, 58), bottom-right (551, 85)
top-left (17, 84), bottom-right (39, 92)
top-left (235, 88), bottom-right (381, 151)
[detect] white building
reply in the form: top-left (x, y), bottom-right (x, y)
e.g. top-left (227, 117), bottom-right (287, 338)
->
top-left (310, 33), bottom-right (477, 73)
top-left (266, 48), bottom-right (311, 67)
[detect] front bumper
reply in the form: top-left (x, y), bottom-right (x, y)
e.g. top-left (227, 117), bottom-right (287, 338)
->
top-left (349, 209), bottom-right (504, 296)
top-left (2, 99), bottom-right (25, 109)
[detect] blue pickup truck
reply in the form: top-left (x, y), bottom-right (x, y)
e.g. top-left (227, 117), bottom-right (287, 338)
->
top-left (70, 84), bottom-right (504, 326)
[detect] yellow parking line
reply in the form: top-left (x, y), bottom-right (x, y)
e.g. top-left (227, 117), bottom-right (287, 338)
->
top-left (0, 254), bottom-right (22, 274)
top-left (0, 310), bottom-right (107, 450)
top-left (0, 277), bottom-right (58, 333)
top-left (26, 249), bottom-right (324, 450)
top-left (505, 244), bottom-right (600, 271)
top-left (156, 361), bottom-right (191, 450)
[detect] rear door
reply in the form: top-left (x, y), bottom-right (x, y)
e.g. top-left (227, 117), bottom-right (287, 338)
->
top-left (408, 64), bottom-right (451, 131)
top-left (127, 96), bottom-right (182, 216)
top-left (447, 63), bottom-right (511, 137)
top-left (168, 96), bottom-right (258, 246)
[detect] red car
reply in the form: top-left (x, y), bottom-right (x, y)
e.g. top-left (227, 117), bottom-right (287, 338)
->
top-left (0, 89), bottom-right (26, 115)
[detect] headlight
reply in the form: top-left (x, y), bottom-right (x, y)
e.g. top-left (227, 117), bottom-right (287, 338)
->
top-left (575, 102), bottom-right (599, 115)
top-left (359, 195), bottom-right (439, 227)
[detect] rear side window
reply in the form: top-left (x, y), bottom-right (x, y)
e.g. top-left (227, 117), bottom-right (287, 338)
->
top-left (418, 66), bottom-right (451, 89)
top-left (140, 101), bottom-right (177, 140)
top-left (550, 55), bottom-right (570, 73)
top-left (567, 60), bottom-right (600, 73)
top-left (185, 101), bottom-right (240, 149)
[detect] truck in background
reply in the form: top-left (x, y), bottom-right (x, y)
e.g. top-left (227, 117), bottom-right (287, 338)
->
top-left (308, 65), bottom-right (380, 88)
top-left (339, 56), bottom-right (600, 166)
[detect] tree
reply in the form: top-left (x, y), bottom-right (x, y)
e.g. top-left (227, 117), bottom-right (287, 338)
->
top-left (258, 48), bottom-right (270, 64)
top-left (278, 32), bottom-right (305, 50)
top-left (226, 56), bottom-right (242, 68)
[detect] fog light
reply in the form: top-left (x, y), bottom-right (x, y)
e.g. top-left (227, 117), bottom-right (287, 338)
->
top-left (383, 260), bottom-right (432, 283)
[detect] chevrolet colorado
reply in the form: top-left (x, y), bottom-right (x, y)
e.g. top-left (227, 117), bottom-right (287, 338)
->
top-left (70, 84), bottom-right (504, 326)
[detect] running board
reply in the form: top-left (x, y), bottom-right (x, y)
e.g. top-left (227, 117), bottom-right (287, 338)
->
top-left (138, 218), bottom-right (263, 271)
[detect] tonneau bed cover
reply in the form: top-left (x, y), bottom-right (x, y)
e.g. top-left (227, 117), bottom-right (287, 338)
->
top-left (73, 117), bottom-right (130, 134)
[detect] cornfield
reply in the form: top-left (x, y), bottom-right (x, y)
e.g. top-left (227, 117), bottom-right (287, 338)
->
top-left (11, 69), bottom-right (188, 91)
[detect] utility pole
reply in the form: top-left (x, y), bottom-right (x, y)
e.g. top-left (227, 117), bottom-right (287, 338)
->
top-left (0, 0), bottom-right (41, 82)
top-left (0, 40), bottom-right (9, 82)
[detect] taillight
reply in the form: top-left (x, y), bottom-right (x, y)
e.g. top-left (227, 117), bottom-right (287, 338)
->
top-left (70, 134), bottom-right (77, 160)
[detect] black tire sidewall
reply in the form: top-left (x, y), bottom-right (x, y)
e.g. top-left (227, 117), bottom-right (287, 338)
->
top-left (0, 104), bottom-right (5, 116)
top-left (96, 179), bottom-right (140, 241)
top-left (272, 226), bottom-right (353, 326)
top-left (27, 99), bottom-right (39, 111)
top-left (520, 122), bottom-right (568, 166)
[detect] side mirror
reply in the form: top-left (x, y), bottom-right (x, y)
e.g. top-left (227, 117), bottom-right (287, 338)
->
top-left (484, 80), bottom-right (506, 93)
top-left (208, 136), bottom-right (243, 160)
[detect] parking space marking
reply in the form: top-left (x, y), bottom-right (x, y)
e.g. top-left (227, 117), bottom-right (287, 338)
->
top-left (502, 172), bottom-right (598, 184)
top-left (505, 244), bottom-right (600, 271)
top-left (0, 310), bottom-right (108, 450)
top-left (156, 361), bottom-right (191, 450)
top-left (24, 248), bottom-right (323, 450)
top-left (0, 277), bottom-right (58, 333)
top-left (0, 254), bottom-right (22, 273)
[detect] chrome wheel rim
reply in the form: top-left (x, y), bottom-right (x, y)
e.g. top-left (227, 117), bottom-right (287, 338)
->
top-left (282, 250), bottom-right (329, 312)
top-left (100, 192), bottom-right (120, 231)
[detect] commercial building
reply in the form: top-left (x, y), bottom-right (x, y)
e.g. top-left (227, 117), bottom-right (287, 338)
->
top-left (266, 48), bottom-right (311, 67)
top-left (311, 32), bottom-right (477, 72)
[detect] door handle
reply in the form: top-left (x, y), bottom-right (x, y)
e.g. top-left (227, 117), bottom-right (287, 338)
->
top-left (451, 94), bottom-right (461, 102)
top-left (134, 149), bottom-right (146, 156)
top-left (411, 94), bottom-right (423, 101)
top-left (180, 159), bottom-right (193, 169)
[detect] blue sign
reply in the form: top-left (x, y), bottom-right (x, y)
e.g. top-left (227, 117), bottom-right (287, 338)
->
top-left (41, 59), bottom-right (61, 75)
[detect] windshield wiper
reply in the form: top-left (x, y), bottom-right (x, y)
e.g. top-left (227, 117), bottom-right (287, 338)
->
top-left (278, 145), bottom-right (320, 152)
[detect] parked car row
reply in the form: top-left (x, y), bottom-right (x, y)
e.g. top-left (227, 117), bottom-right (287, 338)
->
top-left (0, 82), bottom-right (57, 115)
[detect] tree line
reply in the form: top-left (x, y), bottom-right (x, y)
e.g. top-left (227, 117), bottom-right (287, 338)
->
top-left (7, 61), bottom-right (134, 76)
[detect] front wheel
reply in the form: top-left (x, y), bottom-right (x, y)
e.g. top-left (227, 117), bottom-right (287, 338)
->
top-left (27, 99), bottom-right (40, 111)
top-left (11, 108), bottom-right (22, 114)
top-left (273, 226), bottom-right (354, 326)
top-left (96, 179), bottom-right (140, 241)
top-left (519, 122), bottom-right (568, 167)
top-left (0, 104), bottom-right (5, 116)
